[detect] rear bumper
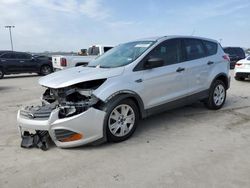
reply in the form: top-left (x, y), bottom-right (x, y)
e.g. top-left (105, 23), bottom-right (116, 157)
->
top-left (17, 107), bottom-right (106, 148)
top-left (234, 68), bottom-right (250, 78)
top-left (235, 72), bottom-right (250, 78)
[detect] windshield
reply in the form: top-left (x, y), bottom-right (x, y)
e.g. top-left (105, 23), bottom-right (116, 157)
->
top-left (247, 56), bottom-right (250, 61)
top-left (88, 41), bottom-right (155, 68)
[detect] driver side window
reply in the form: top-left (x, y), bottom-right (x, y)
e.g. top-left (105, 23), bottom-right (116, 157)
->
top-left (2, 53), bottom-right (16, 59)
top-left (147, 39), bottom-right (183, 67)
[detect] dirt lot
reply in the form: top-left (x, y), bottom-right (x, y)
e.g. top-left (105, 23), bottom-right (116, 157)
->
top-left (0, 72), bottom-right (250, 188)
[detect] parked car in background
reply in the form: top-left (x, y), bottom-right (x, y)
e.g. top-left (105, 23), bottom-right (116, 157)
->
top-left (52, 45), bottom-right (113, 71)
top-left (223, 47), bottom-right (245, 69)
top-left (0, 51), bottom-right (53, 79)
top-left (17, 36), bottom-right (230, 148)
top-left (234, 56), bottom-right (250, 81)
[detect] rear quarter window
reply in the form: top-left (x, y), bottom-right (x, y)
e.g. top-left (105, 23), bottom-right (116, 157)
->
top-left (203, 40), bottom-right (218, 56)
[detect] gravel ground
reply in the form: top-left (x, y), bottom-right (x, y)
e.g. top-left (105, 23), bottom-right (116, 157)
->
top-left (0, 71), bottom-right (250, 188)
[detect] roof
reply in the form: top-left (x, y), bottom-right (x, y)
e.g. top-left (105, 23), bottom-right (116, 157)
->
top-left (134, 35), bottom-right (219, 43)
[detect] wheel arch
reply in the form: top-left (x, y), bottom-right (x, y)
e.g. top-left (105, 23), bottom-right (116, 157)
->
top-left (104, 90), bottom-right (146, 119)
top-left (211, 73), bottom-right (229, 90)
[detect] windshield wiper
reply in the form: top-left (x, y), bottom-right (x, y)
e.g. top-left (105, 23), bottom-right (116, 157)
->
top-left (99, 66), bottom-right (111, 68)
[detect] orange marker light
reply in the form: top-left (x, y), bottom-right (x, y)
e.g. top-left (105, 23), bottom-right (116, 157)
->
top-left (61, 133), bottom-right (83, 142)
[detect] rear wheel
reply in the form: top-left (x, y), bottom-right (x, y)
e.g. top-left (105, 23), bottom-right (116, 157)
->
top-left (105, 98), bottom-right (139, 143)
top-left (0, 68), bottom-right (4, 79)
top-left (204, 80), bottom-right (226, 110)
top-left (40, 65), bottom-right (52, 75)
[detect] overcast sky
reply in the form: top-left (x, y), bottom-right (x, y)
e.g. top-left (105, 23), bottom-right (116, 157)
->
top-left (0, 0), bottom-right (250, 52)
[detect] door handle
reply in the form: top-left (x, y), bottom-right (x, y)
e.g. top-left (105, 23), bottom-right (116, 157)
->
top-left (1, 59), bottom-right (6, 62)
top-left (135, 79), bottom-right (143, 83)
top-left (207, 61), bottom-right (214, 65)
top-left (176, 67), bottom-right (185, 72)
top-left (20, 60), bottom-right (24, 63)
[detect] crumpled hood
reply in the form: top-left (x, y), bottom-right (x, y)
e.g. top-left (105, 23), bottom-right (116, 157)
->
top-left (39, 66), bottom-right (124, 88)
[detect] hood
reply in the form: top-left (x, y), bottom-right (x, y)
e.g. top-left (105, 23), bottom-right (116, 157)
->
top-left (39, 66), bottom-right (124, 88)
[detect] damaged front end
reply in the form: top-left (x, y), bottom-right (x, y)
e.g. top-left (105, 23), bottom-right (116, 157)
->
top-left (17, 79), bottom-right (107, 150)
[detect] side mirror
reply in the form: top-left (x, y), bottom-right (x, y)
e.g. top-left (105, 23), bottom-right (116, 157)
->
top-left (144, 58), bottom-right (164, 69)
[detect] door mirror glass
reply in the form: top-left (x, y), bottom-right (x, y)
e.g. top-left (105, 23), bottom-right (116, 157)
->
top-left (144, 58), bottom-right (164, 69)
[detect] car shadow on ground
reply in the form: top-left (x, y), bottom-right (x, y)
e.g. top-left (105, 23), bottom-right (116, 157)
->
top-left (69, 102), bottom-right (211, 151)
top-left (0, 86), bottom-right (14, 91)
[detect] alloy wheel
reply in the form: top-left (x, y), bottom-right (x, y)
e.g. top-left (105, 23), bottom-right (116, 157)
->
top-left (108, 104), bottom-right (135, 137)
top-left (213, 84), bottom-right (225, 106)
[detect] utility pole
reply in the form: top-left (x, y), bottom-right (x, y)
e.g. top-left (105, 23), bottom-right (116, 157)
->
top-left (5, 25), bottom-right (15, 51)
top-left (219, 38), bottom-right (223, 45)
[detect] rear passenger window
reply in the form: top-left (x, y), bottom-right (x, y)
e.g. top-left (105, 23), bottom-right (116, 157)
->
top-left (16, 53), bottom-right (31, 59)
top-left (203, 40), bottom-right (217, 56)
top-left (184, 39), bottom-right (206, 61)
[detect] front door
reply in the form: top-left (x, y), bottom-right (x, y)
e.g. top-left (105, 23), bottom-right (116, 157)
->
top-left (136, 39), bottom-right (189, 109)
top-left (0, 52), bottom-right (20, 73)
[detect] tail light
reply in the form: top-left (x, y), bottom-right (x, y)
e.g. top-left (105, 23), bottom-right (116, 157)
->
top-left (236, 63), bottom-right (243, 67)
top-left (223, 54), bottom-right (230, 62)
top-left (60, 58), bottom-right (67, 67)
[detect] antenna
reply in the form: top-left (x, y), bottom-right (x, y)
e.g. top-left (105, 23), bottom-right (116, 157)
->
top-left (191, 29), bottom-right (196, 36)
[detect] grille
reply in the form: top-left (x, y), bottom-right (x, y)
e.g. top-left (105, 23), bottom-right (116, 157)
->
top-left (20, 105), bottom-right (53, 120)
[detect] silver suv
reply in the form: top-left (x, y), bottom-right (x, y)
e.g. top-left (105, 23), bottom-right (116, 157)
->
top-left (17, 36), bottom-right (230, 149)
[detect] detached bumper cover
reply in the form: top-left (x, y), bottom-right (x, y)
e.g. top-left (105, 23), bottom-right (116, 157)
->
top-left (17, 107), bottom-right (106, 148)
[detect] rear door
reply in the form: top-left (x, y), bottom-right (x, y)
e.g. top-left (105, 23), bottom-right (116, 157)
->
top-left (15, 53), bottom-right (36, 72)
top-left (138, 39), bottom-right (189, 109)
top-left (182, 38), bottom-right (212, 93)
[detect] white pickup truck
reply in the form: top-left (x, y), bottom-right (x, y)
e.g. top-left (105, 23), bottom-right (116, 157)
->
top-left (52, 45), bottom-right (113, 71)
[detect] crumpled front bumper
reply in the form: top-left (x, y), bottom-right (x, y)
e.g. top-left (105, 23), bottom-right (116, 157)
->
top-left (17, 107), bottom-right (106, 148)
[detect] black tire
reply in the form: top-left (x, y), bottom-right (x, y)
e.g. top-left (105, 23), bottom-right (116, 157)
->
top-left (204, 80), bottom-right (226, 110)
top-left (40, 65), bottom-right (52, 76)
top-left (235, 76), bottom-right (245, 81)
top-left (104, 97), bottom-right (139, 143)
top-left (0, 68), bottom-right (4, 79)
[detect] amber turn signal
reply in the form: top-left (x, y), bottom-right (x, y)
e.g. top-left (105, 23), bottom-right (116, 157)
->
top-left (61, 133), bottom-right (83, 142)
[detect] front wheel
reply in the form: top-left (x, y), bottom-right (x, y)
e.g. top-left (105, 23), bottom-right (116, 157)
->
top-left (105, 98), bottom-right (139, 143)
top-left (204, 80), bottom-right (226, 110)
top-left (40, 65), bottom-right (52, 76)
